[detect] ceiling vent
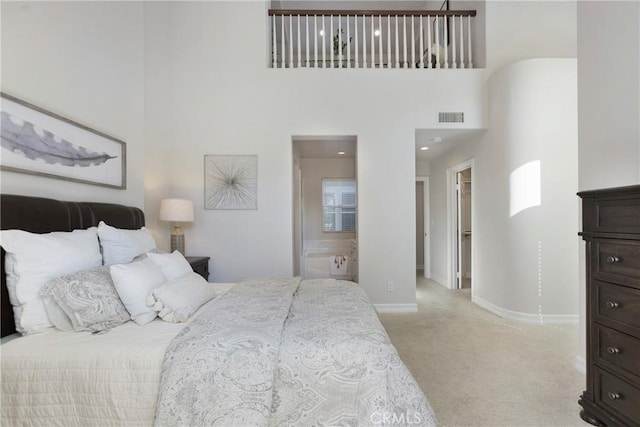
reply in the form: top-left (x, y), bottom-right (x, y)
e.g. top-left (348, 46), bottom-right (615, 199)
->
top-left (438, 112), bottom-right (465, 123)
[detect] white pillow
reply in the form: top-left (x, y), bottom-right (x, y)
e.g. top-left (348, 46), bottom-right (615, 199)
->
top-left (146, 272), bottom-right (217, 323)
top-left (146, 250), bottom-right (193, 281)
top-left (110, 258), bottom-right (166, 325)
top-left (98, 221), bottom-right (156, 266)
top-left (0, 227), bottom-right (102, 334)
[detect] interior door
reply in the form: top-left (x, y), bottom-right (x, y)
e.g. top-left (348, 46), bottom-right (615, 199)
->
top-left (416, 177), bottom-right (430, 279)
top-left (456, 172), bottom-right (463, 289)
top-left (423, 177), bottom-right (430, 279)
top-left (416, 181), bottom-right (424, 273)
top-left (461, 176), bottom-right (471, 287)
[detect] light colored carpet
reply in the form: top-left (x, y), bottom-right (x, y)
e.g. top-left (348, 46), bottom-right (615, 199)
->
top-left (378, 276), bottom-right (589, 427)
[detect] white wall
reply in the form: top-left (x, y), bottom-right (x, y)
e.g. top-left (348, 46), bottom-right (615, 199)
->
top-left (473, 59), bottom-right (579, 319)
top-left (485, 0), bottom-right (576, 75)
top-left (576, 0), bottom-right (640, 370)
top-left (577, 1), bottom-right (640, 191)
top-left (1, 1), bottom-right (144, 208)
top-left (144, 2), bottom-right (173, 247)
top-left (300, 158), bottom-right (356, 242)
top-left (416, 160), bottom-right (431, 176)
top-left (429, 60), bottom-right (579, 321)
top-left (144, 1), bottom-right (486, 306)
top-left (292, 143), bottom-right (302, 275)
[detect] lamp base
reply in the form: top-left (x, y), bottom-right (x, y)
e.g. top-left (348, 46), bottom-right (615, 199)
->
top-left (170, 233), bottom-right (185, 255)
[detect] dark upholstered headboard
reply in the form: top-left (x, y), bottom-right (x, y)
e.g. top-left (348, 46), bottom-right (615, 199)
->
top-left (1, 194), bottom-right (145, 337)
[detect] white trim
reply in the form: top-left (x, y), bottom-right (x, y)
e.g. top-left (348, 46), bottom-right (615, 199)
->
top-left (374, 303), bottom-right (418, 313)
top-left (416, 176), bottom-right (430, 279)
top-left (472, 295), bottom-right (579, 325)
top-left (430, 274), bottom-right (448, 288)
top-left (446, 159), bottom-right (475, 294)
top-left (574, 356), bottom-right (586, 374)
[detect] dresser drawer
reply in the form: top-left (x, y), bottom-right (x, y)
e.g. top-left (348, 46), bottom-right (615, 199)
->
top-left (594, 367), bottom-right (640, 425)
top-left (595, 324), bottom-right (640, 378)
top-left (582, 195), bottom-right (640, 234)
top-left (594, 239), bottom-right (640, 288)
top-left (595, 281), bottom-right (640, 336)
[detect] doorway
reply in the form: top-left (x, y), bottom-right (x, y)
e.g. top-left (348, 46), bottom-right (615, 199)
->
top-left (447, 159), bottom-right (474, 292)
top-left (292, 136), bottom-right (358, 282)
top-left (416, 177), bottom-right (430, 279)
top-left (457, 169), bottom-right (471, 289)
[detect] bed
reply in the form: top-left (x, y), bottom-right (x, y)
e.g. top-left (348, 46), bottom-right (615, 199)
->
top-left (0, 194), bottom-right (436, 426)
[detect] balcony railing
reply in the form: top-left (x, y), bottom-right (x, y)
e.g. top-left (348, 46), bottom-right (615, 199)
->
top-left (268, 9), bottom-right (477, 69)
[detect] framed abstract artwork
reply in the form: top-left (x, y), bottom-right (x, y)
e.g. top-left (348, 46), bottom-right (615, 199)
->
top-left (204, 155), bottom-right (258, 210)
top-left (0, 92), bottom-right (126, 189)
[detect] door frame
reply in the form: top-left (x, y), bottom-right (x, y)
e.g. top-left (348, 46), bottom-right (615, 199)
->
top-left (446, 159), bottom-right (475, 293)
top-left (416, 176), bottom-right (430, 279)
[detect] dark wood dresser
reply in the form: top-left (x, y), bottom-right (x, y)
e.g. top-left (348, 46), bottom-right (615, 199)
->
top-left (578, 185), bottom-right (640, 426)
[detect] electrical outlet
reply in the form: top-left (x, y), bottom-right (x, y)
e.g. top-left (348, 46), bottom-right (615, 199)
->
top-left (387, 281), bottom-right (395, 292)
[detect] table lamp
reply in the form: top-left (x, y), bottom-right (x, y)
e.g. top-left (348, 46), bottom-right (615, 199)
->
top-left (159, 198), bottom-right (194, 254)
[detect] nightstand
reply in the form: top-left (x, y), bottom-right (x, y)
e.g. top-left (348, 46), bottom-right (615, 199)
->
top-left (185, 256), bottom-right (210, 281)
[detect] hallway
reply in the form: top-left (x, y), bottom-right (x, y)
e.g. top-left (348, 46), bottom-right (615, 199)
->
top-left (378, 277), bottom-right (586, 426)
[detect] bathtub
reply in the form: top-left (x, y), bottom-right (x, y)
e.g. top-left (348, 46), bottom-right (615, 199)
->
top-left (302, 240), bottom-right (357, 282)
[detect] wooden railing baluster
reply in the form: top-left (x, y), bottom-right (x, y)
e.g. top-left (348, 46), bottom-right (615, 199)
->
top-left (467, 15), bottom-right (473, 68)
top-left (451, 15), bottom-right (457, 69)
top-left (459, 15), bottom-right (464, 69)
top-left (289, 15), bottom-right (293, 68)
top-left (297, 14), bottom-right (301, 68)
top-left (411, 15), bottom-right (415, 69)
top-left (347, 15), bottom-right (351, 69)
top-left (266, 9), bottom-right (476, 69)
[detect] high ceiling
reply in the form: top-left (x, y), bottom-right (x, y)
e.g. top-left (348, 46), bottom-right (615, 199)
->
top-left (294, 136), bottom-right (357, 159)
top-left (415, 128), bottom-right (486, 161)
top-left (292, 130), bottom-right (486, 161)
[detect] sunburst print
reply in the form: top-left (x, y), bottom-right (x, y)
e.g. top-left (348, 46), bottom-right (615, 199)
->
top-left (205, 155), bottom-right (257, 209)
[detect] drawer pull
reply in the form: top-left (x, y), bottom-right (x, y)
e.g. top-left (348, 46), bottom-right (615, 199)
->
top-left (607, 392), bottom-right (622, 401)
top-left (606, 256), bottom-right (621, 264)
top-left (606, 346), bottom-right (620, 355)
top-left (605, 301), bottom-right (619, 309)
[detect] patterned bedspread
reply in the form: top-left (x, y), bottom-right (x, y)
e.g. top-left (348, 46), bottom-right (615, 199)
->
top-left (155, 278), bottom-right (436, 427)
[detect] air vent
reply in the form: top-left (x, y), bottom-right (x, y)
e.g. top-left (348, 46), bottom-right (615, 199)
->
top-left (438, 112), bottom-right (465, 123)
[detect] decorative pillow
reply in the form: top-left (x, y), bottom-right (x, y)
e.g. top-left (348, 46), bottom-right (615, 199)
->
top-left (0, 227), bottom-right (102, 334)
top-left (110, 258), bottom-right (166, 325)
top-left (146, 251), bottom-right (193, 281)
top-left (146, 272), bottom-right (217, 323)
top-left (40, 266), bottom-right (130, 332)
top-left (97, 221), bottom-right (156, 266)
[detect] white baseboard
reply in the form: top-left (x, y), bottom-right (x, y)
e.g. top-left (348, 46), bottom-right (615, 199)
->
top-left (374, 304), bottom-right (418, 313)
top-left (574, 356), bottom-right (586, 374)
top-left (472, 295), bottom-right (579, 325)
top-left (430, 274), bottom-right (448, 288)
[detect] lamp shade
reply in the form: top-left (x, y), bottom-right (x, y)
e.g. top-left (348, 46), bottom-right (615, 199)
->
top-left (159, 199), bottom-right (194, 222)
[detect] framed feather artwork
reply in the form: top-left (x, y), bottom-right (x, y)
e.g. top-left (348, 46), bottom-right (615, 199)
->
top-left (0, 92), bottom-right (126, 189)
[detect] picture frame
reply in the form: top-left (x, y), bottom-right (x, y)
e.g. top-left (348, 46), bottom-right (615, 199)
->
top-left (204, 155), bottom-right (258, 210)
top-left (0, 92), bottom-right (126, 189)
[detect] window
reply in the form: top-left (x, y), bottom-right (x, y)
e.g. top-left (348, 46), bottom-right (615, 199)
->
top-left (322, 179), bottom-right (357, 232)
